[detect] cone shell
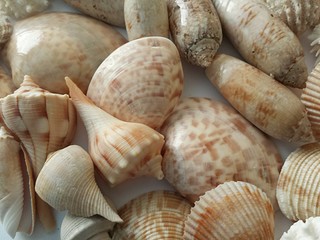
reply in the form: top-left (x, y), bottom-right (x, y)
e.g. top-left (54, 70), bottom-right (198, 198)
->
top-left (35, 145), bottom-right (122, 223)
top-left (277, 143), bottom-right (320, 221)
top-left (184, 181), bottom-right (274, 240)
top-left (112, 190), bottom-right (191, 239)
top-left (87, 36), bottom-right (184, 130)
top-left (160, 97), bottom-right (282, 209)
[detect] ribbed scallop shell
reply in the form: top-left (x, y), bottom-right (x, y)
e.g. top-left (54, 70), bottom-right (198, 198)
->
top-left (184, 181), bottom-right (274, 240)
top-left (160, 97), bottom-right (282, 209)
top-left (87, 36), bottom-right (183, 130)
top-left (0, 13), bottom-right (12, 45)
top-left (112, 190), bottom-right (191, 239)
top-left (277, 143), bottom-right (320, 221)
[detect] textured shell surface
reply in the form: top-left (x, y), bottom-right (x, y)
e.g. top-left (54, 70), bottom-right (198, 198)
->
top-left (87, 36), bottom-right (184, 130)
top-left (1, 12), bottom-right (127, 94)
top-left (309, 24), bottom-right (320, 65)
top-left (160, 97), bottom-right (282, 209)
top-left (67, 78), bottom-right (165, 186)
top-left (277, 142), bottom-right (320, 221)
top-left (63, 0), bottom-right (125, 27)
top-left (35, 145), bottom-right (122, 223)
top-left (0, 65), bottom-right (15, 98)
top-left (167, 0), bottom-right (223, 68)
top-left (212, 0), bottom-right (308, 88)
top-left (206, 54), bottom-right (314, 143)
top-left (0, 13), bottom-right (12, 45)
top-left (184, 181), bottom-right (274, 240)
top-left (112, 190), bottom-right (191, 240)
top-left (280, 217), bottom-right (320, 240)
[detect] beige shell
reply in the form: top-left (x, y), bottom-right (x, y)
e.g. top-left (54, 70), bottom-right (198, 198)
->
top-left (167, 0), bottom-right (222, 68)
top-left (0, 12), bottom-right (12, 45)
top-left (112, 190), bottom-right (191, 239)
top-left (277, 143), bottom-right (320, 221)
top-left (184, 181), bottom-right (274, 240)
top-left (309, 24), bottom-right (320, 65)
top-left (2, 12), bottom-right (127, 94)
top-left (160, 97), bottom-right (282, 209)
top-left (263, 0), bottom-right (320, 35)
top-left (206, 54), bottom-right (314, 143)
top-left (0, 0), bottom-right (49, 19)
top-left (124, 0), bottom-right (169, 41)
top-left (0, 65), bottom-right (15, 98)
top-left (0, 127), bottom-right (36, 238)
top-left (35, 145), bottom-right (122, 223)
top-left (212, 0), bottom-right (308, 88)
top-left (87, 36), bottom-right (183, 130)
top-left (60, 212), bottom-right (115, 240)
top-left (66, 77), bottom-right (164, 186)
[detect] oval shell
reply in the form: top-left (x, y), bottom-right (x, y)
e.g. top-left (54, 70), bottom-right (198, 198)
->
top-left (160, 97), bottom-right (282, 209)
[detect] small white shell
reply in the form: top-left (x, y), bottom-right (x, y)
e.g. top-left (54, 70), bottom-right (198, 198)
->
top-left (280, 217), bottom-right (320, 240)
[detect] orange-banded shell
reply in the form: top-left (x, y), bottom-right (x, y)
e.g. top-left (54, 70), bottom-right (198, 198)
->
top-left (87, 36), bottom-right (184, 130)
top-left (160, 97), bottom-right (282, 209)
top-left (184, 181), bottom-right (274, 240)
top-left (277, 143), bottom-right (320, 221)
top-left (112, 190), bottom-right (191, 239)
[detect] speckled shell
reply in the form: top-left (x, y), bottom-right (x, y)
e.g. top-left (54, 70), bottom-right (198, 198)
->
top-left (212, 0), bottom-right (308, 88)
top-left (2, 12), bottom-right (127, 94)
top-left (184, 181), bottom-right (274, 240)
top-left (167, 0), bottom-right (223, 68)
top-left (160, 97), bottom-right (282, 209)
top-left (263, 0), bottom-right (320, 35)
top-left (277, 143), bottom-right (320, 221)
top-left (0, 65), bottom-right (15, 98)
top-left (87, 36), bottom-right (183, 130)
top-left (0, 13), bottom-right (12, 45)
top-left (206, 54), bottom-right (314, 143)
top-left (124, 0), bottom-right (169, 41)
top-left (112, 191), bottom-right (191, 240)
top-left (63, 0), bottom-right (125, 27)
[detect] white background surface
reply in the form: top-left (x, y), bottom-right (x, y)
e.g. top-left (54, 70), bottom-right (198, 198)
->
top-left (0, 0), bottom-right (315, 239)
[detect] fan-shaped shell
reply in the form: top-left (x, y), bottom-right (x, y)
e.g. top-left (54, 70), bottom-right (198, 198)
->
top-left (184, 181), bottom-right (274, 240)
top-left (1, 12), bottom-right (127, 94)
top-left (277, 143), bottom-right (320, 221)
top-left (160, 97), bottom-right (282, 209)
top-left (112, 190), bottom-right (191, 239)
top-left (87, 36), bottom-right (183, 130)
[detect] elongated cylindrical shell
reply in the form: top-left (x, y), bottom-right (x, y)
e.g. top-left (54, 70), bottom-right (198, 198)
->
top-left (2, 12), bottom-right (127, 94)
top-left (0, 65), bottom-right (15, 98)
top-left (112, 191), bottom-right (191, 240)
top-left (124, 0), bottom-right (169, 41)
top-left (87, 36), bottom-right (184, 130)
top-left (168, 0), bottom-right (222, 68)
top-left (212, 0), bottom-right (307, 88)
top-left (206, 54), bottom-right (314, 143)
top-left (160, 97), bottom-right (282, 209)
top-left (277, 143), bottom-right (320, 221)
top-left (184, 181), bottom-right (274, 240)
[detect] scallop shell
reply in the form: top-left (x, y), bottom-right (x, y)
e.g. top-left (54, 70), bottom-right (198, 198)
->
top-left (160, 97), bottom-right (282, 209)
top-left (0, 12), bottom-right (12, 45)
top-left (280, 217), bottom-right (320, 240)
top-left (184, 181), bottom-right (274, 240)
top-left (66, 77), bottom-right (164, 186)
top-left (0, 65), bottom-right (16, 98)
top-left (35, 145), bottom-right (122, 223)
top-left (2, 12), bottom-right (127, 94)
top-left (112, 190), bottom-right (191, 239)
top-left (277, 142), bottom-right (320, 221)
top-left (87, 36), bottom-right (183, 130)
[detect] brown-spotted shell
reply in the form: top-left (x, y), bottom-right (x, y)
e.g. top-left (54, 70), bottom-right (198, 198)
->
top-left (160, 97), bottom-right (282, 209)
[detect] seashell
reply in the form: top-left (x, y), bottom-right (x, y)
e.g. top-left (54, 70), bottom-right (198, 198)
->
top-left (309, 24), bottom-right (320, 65)
top-left (263, 0), bottom-right (320, 36)
top-left (2, 12), bottom-right (127, 94)
top-left (66, 77), bottom-right (164, 186)
top-left (60, 212), bottom-right (115, 240)
top-left (0, 127), bottom-right (36, 238)
top-left (206, 54), bottom-right (314, 143)
top-left (0, 12), bottom-right (12, 45)
top-left (277, 142), bottom-right (320, 221)
top-left (63, 0), bottom-right (125, 27)
top-left (87, 36), bottom-right (184, 130)
top-left (167, 0), bottom-right (223, 68)
top-left (124, 0), bottom-right (169, 41)
top-left (35, 145), bottom-right (122, 223)
top-left (280, 217), bottom-right (320, 240)
top-left (0, 65), bottom-right (16, 98)
top-left (112, 190), bottom-right (191, 239)
top-left (184, 181), bottom-right (274, 240)
top-left (0, 75), bottom-right (77, 230)
top-left (212, 0), bottom-right (308, 88)
top-left (160, 97), bottom-right (282, 209)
